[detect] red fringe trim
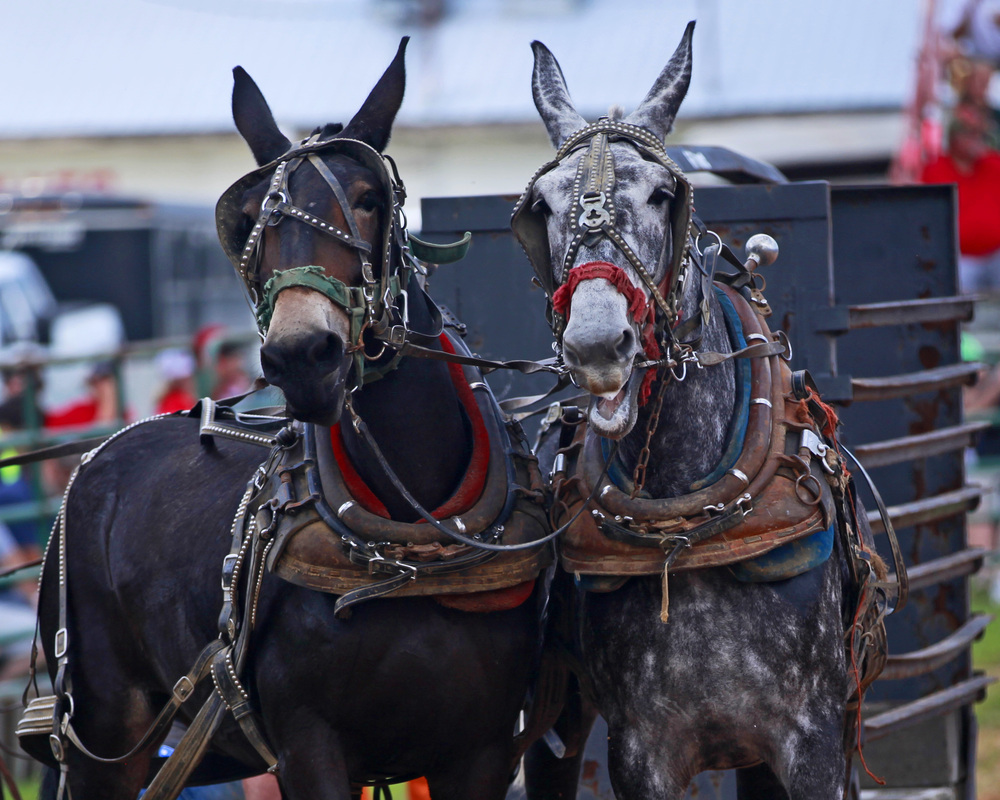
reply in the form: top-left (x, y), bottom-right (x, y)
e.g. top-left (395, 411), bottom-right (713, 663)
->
top-left (552, 262), bottom-right (662, 406)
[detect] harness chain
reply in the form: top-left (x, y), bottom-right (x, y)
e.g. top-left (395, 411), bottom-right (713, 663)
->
top-left (630, 363), bottom-right (671, 497)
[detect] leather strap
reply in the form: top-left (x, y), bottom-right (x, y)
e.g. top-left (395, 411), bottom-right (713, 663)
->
top-left (211, 651), bottom-right (278, 770)
top-left (839, 444), bottom-right (909, 614)
top-left (59, 640), bottom-right (226, 765)
top-left (140, 694), bottom-right (228, 800)
top-left (598, 498), bottom-right (747, 550)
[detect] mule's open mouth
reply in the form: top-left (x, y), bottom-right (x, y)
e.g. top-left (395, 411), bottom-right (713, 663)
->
top-left (596, 386), bottom-right (627, 420)
top-left (587, 368), bottom-right (643, 439)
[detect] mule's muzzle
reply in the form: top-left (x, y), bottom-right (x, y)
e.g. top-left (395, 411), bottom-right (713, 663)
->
top-left (260, 329), bottom-right (351, 425)
top-left (562, 325), bottom-right (637, 394)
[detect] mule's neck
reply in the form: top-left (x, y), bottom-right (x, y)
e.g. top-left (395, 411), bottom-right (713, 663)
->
top-left (337, 284), bottom-right (473, 521)
top-left (616, 288), bottom-right (737, 499)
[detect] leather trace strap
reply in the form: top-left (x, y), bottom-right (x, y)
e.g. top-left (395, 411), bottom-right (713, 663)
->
top-left (838, 444), bottom-right (909, 615)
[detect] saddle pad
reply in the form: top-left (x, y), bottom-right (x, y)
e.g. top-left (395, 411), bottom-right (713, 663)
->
top-left (728, 522), bottom-right (835, 582)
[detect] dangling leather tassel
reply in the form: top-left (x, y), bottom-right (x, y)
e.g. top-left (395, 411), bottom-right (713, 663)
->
top-left (660, 564), bottom-right (670, 623)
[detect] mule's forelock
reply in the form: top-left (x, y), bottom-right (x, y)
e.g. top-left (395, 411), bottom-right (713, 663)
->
top-left (310, 122), bottom-right (345, 140)
top-left (530, 41), bottom-right (587, 147)
top-left (624, 20), bottom-right (695, 141)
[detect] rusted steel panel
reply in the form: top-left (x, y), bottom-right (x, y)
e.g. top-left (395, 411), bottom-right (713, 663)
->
top-left (851, 362), bottom-right (983, 402)
top-left (863, 675), bottom-right (995, 742)
top-left (847, 296), bottom-right (975, 330)
top-left (866, 487), bottom-right (984, 534)
top-left (879, 614), bottom-right (992, 681)
top-left (852, 422), bottom-right (991, 469)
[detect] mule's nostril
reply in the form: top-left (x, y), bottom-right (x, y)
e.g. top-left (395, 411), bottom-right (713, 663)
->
top-left (259, 345), bottom-right (284, 382)
top-left (307, 332), bottom-right (344, 367)
top-left (615, 328), bottom-right (636, 360)
top-left (616, 329), bottom-right (636, 360)
top-left (562, 342), bottom-right (582, 369)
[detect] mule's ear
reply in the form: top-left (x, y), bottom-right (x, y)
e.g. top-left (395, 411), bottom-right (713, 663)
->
top-left (531, 41), bottom-right (586, 147)
top-left (340, 37), bottom-right (408, 152)
top-left (231, 67), bottom-right (292, 166)
top-left (624, 21), bottom-right (695, 141)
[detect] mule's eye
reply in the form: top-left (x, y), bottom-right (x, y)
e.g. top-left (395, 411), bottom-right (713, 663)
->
top-left (355, 191), bottom-right (381, 213)
top-left (649, 186), bottom-right (674, 206)
top-left (531, 196), bottom-right (551, 216)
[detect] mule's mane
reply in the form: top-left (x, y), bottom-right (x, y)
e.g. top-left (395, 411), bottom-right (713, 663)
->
top-left (607, 105), bottom-right (625, 121)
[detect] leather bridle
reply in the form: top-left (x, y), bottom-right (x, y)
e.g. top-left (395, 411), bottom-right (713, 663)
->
top-left (512, 118), bottom-right (697, 365)
top-left (216, 134), bottom-right (415, 389)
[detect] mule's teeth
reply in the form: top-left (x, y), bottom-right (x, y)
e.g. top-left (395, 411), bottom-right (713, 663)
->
top-left (598, 388), bottom-right (625, 400)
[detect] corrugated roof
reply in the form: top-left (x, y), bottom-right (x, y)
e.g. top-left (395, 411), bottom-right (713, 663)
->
top-left (2, 0), bottom-right (923, 138)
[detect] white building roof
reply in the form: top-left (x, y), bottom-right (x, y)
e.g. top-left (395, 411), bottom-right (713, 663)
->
top-left (3, 0), bottom-right (924, 139)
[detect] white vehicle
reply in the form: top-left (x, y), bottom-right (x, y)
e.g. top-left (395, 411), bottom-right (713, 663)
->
top-left (0, 251), bottom-right (125, 405)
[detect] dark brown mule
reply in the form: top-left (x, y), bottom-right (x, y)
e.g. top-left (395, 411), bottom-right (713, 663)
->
top-left (30, 41), bottom-right (542, 800)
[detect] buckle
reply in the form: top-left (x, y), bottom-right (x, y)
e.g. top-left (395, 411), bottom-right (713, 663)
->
top-left (221, 554), bottom-right (239, 600)
top-left (54, 628), bottom-right (68, 660)
top-left (385, 325), bottom-right (407, 347)
top-left (801, 429), bottom-right (836, 474)
top-left (173, 675), bottom-right (195, 703)
top-left (367, 553), bottom-right (418, 580)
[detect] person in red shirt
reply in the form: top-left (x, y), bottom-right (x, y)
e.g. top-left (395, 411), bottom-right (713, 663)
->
top-left (921, 102), bottom-right (1000, 292)
top-left (44, 361), bottom-right (121, 430)
top-left (154, 348), bottom-right (197, 415)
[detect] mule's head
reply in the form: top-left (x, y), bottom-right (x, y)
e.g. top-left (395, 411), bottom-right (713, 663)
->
top-left (216, 39), bottom-right (407, 426)
top-left (513, 23), bottom-right (696, 439)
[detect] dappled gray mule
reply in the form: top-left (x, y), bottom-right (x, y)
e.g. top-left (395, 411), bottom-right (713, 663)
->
top-left (514, 22), bottom-right (894, 800)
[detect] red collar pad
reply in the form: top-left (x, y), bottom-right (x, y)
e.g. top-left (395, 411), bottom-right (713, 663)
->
top-left (330, 333), bottom-right (491, 519)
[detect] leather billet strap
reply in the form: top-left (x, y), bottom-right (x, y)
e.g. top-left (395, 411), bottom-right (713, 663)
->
top-left (597, 493), bottom-right (750, 550)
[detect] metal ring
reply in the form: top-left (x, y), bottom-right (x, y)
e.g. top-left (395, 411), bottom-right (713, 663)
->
top-left (794, 472), bottom-right (824, 506)
top-left (260, 190), bottom-right (288, 216)
top-left (775, 330), bottom-right (793, 362)
top-left (694, 229), bottom-right (722, 259)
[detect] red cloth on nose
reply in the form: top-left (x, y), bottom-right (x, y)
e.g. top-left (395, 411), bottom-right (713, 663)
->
top-left (553, 261), bottom-right (662, 404)
top-left (552, 262), bottom-right (649, 323)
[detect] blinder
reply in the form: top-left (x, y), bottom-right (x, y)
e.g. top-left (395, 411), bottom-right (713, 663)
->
top-left (511, 118), bottom-right (694, 345)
